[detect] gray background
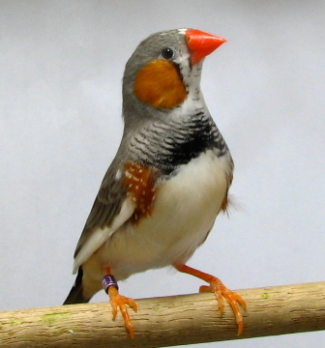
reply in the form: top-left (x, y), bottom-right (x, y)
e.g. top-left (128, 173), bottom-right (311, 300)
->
top-left (1, 1), bottom-right (325, 347)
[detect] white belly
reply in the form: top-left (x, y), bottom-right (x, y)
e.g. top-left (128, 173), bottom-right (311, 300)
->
top-left (95, 150), bottom-right (232, 280)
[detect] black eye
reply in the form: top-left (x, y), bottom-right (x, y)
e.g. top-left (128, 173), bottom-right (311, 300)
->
top-left (161, 48), bottom-right (174, 60)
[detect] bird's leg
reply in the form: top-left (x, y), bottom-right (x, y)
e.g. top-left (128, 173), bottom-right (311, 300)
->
top-left (102, 267), bottom-right (138, 338)
top-left (174, 263), bottom-right (247, 335)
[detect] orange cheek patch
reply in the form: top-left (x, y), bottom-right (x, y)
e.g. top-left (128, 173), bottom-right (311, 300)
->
top-left (123, 162), bottom-right (158, 223)
top-left (133, 59), bottom-right (187, 109)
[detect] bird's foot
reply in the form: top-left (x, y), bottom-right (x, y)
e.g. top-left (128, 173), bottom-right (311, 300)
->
top-left (108, 286), bottom-right (138, 338)
top-left (102, 269), bottom-right (138, 338)
top-left (199, 279), bottom-right (246, 335)
top-left (174, 263), bottom-right (246, 335)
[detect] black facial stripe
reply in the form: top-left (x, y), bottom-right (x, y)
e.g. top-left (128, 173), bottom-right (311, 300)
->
top-left (172, 61), bottom-right (186, 86)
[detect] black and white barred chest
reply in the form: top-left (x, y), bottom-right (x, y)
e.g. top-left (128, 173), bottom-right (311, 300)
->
top-left (129, 111), bottom-right (229, 176)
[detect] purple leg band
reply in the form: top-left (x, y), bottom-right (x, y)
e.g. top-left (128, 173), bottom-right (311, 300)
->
top-left (102, 274), bottom-right (119, 293)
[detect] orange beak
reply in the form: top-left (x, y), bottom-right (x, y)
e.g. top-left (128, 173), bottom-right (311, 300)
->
top-left (185, 29), bottom-right (227, 65)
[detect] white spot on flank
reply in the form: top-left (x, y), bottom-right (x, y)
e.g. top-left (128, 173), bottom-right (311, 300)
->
top-left (115, 170), bottom-right (122, 180)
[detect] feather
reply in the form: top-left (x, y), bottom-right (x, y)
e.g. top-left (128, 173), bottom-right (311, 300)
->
top-left (73, 198), bottom-right (134, 273)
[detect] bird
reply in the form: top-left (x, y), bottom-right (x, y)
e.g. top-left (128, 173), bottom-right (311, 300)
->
top-left (63, 28), bottom-right (246, 338)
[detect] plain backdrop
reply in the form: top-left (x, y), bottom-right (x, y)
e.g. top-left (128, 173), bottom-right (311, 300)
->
top-left (1, 1), bottom-right (325, 347)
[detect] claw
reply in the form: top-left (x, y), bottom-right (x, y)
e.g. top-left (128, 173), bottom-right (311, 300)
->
top-left (103, 268), bottom-right (138, 338)
top-left (108, 286), bottom-right (138, 338)
top-left (175, 263), bottom-right (246, 336)
top-left (200, 280), bottom-right (246, 336)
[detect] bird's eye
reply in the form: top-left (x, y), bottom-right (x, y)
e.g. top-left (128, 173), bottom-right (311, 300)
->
top-left (161, 48), bottom-right (175, 60)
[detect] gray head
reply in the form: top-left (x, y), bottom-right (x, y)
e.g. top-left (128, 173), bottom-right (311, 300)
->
top-left (121, 29), bottom-right (226, 130)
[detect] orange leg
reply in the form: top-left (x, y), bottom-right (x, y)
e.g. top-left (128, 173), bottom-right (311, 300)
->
top-left (174, 264), bottom-right (247, 335)
top-left (103, 267), bottom-right (138, 338)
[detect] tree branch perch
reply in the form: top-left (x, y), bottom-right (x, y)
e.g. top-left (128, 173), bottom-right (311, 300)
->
top-left (1, 282), bottom-right (325, 347)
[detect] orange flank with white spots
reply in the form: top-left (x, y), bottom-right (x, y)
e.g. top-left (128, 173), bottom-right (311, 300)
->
top-left (133, 59), bottom-right (187, 109)
top-left (123, 162), bottom-right (158, 223)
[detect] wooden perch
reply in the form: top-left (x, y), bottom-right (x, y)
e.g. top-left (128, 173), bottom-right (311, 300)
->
top-left (1, 282), bottom-right (325, 347)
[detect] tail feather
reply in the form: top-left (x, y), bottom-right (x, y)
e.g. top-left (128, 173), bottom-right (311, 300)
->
top-left (63, 267), bottom-right (89, 305)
